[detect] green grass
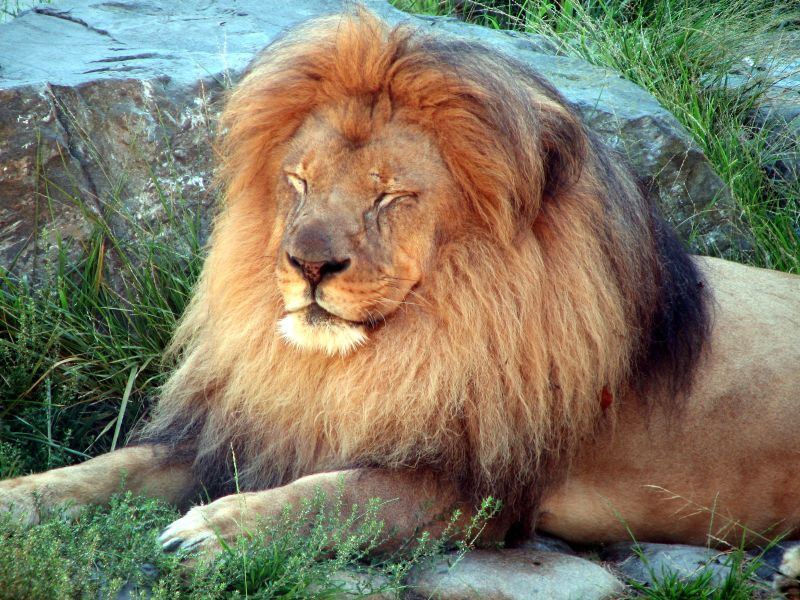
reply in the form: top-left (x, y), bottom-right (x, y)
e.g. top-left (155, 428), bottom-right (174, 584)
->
top-left (0, 488), bottom-right (498, 599)
top-left (394, 0), bottom-right (800, 273)
top-left (0, 180), bottom-right (203, 477)
top-left (622, 544), bottom-right (770, 600)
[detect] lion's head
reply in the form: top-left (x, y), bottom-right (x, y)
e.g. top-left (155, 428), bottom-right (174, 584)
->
top-left (141, 9), bottom-right (708, 516)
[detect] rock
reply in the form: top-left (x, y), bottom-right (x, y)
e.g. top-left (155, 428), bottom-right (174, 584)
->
top-left (307, 568), bottom-right (394, 599)
top-left (0, 0), bottom-right (747, 278)
top-left (405, 549), bottom-right (622, 600)
top-left (600, 542), bottom-right (739, 588)
top-left (752, 58), bottom-right (800, 184)
top-left (517, 532), bottom-right (577, 555)
top-left (724, 33), bottom-right (800, 183)
top-left (772, 545), bottom-right (800, 600)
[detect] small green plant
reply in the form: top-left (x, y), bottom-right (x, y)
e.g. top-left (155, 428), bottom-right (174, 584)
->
top-left (0, 491), bottom-right (181, 599)
top-left (0, 489), bottom-right (500, 599)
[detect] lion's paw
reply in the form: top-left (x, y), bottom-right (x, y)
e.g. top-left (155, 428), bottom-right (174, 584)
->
top-left (158, 494), bottom-right (253, 557)
top-left (159, 508), bottom-right (220, 554)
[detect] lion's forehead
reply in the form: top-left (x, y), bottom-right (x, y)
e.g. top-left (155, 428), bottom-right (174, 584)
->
top-left (286, 113), bottom-right (446, 195)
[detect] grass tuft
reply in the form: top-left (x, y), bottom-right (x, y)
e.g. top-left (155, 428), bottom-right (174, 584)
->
top-left (0, 171), bottom-right (204, 476)
top-left (625, 545), bottom-right (768, 600)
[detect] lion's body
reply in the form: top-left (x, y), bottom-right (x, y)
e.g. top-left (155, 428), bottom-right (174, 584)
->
top-left (540, 257), bottom-right (800, 545)
top-left (1, 10), bottom-right (798, 554)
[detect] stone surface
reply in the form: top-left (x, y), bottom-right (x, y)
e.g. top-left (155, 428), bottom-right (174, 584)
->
top-left (0, 0), bottom-right (747, 278)
top-left (755, 96), bottom-right (800, 184)
top-left (0, 76), bottom-right (220, 273)
top-left (724, 33), bottom-right (800, 183)
top-left (405, 549), bottom-right (622, 600)
top-left (752, 58), bottom-right (800, 184)
top-left (601, 542), bottom-right (739, 588)
top-left (518, 532), bottom-right (577, 555)
top-left (311, 569), bottom-right (395, 599)
top-left (772, 544), bottom-right (800, 600)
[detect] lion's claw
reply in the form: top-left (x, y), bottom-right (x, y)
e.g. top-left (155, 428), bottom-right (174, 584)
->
top-left (158, 507), bottom-right (221, 556)
top-left (160, 533), bottom-right (212, 554)
top-left (160, 537), bottom-right (185, 553)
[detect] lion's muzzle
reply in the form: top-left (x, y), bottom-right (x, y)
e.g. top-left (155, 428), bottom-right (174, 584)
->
top-left (278, 224), bottom-right (370, 355)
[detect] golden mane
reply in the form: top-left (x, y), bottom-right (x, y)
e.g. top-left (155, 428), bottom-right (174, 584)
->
top-left (140, 9), bottom-right (708, 516)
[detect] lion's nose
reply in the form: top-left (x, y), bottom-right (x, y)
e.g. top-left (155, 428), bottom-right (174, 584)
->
top-left (287, 253), bottom-right (351, 287)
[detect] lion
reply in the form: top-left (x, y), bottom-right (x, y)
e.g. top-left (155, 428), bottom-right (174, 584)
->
top-left (1, 9), bottom-right (799, 561)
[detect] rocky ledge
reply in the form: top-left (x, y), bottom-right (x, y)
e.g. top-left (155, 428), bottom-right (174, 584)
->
top-left (0, 0), bottom-right (750, 278)
top-left (112, 540), bottom-right (800, 599)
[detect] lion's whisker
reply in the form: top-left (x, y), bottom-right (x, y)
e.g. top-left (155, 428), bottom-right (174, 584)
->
top-left (373, 297), bottom-right (424, 310)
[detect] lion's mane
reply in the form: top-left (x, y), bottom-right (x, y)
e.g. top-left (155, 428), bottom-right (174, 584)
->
top-left (140, 9), bottom-right (709, 517)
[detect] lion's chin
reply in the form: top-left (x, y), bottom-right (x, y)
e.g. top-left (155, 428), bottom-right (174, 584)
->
top-left (277, 311), bottom-right (368, 356)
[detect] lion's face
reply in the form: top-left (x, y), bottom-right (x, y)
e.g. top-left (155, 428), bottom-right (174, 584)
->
top-left (273, 107), bottom-right (455, 355)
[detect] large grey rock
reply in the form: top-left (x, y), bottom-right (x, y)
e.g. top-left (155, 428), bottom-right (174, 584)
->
top-left (0, 0), bottom-right (747, 278)
top-left (405, 549), bottom-right (623, 600)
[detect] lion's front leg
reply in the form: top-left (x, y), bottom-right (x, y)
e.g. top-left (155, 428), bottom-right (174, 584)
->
top-left (158, 468), bottom-right (510, 558)
top-left (0, 444), bottom-right (196, 524)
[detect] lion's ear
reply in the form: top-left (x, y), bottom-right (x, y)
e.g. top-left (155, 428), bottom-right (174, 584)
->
top-left (535, 102), bottom-right (588, 200)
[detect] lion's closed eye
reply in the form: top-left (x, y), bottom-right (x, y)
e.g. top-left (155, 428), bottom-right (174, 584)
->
top-left (375, 191), bottom-right (416, 211)
top-left (286, 172), bottom-right (307, 195)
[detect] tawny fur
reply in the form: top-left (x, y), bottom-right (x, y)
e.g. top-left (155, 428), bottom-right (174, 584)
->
top-left (139, 9), bottom-right (706, 516)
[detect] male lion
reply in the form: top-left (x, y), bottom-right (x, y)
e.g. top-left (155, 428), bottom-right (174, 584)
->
top-left (1, 10), bottom-right (799, 560)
